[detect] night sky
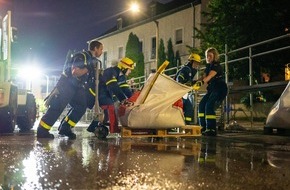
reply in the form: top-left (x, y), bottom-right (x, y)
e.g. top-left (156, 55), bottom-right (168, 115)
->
top-left (0, 0), bottom-right (172, 74)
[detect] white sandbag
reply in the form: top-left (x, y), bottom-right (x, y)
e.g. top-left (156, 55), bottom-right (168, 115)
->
top-left (119, 73), bottom-right (192, 128)
top-left (265, 81), bottom-right (290, 128)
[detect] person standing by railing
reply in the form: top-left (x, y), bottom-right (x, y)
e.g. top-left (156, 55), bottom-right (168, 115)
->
top-left (197, 47), bottom-right (228, 136)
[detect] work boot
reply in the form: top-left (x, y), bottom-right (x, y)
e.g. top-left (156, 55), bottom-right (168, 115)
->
top-left (87, 120), bottom-right (99, 133)
top-left (86, 125), bottom-right (95, 133)
top-left (203, 129), bottom-right (217, 136)
top-left (59, 123), bottom-right (76, 140)
top-left (37, 127), bottom-right (54, 139)
top-left (201, 127), bottom-right (206, 135)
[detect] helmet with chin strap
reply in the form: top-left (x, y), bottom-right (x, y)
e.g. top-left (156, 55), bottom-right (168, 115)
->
top-left (188, 53), bottom-right (201, 63)
top-left (118, 57), bottom-right (135, 70)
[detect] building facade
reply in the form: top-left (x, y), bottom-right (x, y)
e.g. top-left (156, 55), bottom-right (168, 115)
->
top-left (89, 0), bottom-right (206, 78)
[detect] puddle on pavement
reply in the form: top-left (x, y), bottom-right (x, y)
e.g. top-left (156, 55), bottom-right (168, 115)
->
top-left (1, 133), bottom-right (290, 189)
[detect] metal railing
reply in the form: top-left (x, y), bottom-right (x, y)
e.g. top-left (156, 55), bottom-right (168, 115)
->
top-left (223, 34), bottom-right (290, 127)
top-left (129, 75), bottom-right (146, 91)
top-left (79, 34), bottom-right (290, 128)
top-left (126, 34), bottom-right (290, 129)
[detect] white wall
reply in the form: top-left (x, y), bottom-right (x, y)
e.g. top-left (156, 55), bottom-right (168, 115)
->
top-left (94, 3), bottom-right (202, 77)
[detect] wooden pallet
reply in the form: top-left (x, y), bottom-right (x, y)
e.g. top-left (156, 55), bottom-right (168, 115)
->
top-left (264, 127), bottom-right (290, 135)
top-left (121, 125), bottom-right (202, 138)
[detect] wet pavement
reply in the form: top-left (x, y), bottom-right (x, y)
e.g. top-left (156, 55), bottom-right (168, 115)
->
top-left (1, 126), bottom-right (290, 190)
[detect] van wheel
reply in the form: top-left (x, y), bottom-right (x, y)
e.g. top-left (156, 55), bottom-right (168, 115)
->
top-left (17, 93), bottom-right (37, 132)
top-left (0, 107), bottom-right (16, 133)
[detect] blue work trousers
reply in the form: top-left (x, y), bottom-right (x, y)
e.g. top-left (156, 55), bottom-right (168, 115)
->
top-left (198, 82), bottom-right (227, 131)
top-left (39, 75), bottom-right (87, 130)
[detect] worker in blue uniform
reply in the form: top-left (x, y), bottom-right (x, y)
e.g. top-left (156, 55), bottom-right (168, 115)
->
top-left (175, 53), bottom-right (201, 125)
top-left (86, 61), bottom-right (132, 110)
top-left (118, 68), bottom-right (133, 98)
top-left (37, 40), bottom-right (103, 139)
top-left (196, 47), bottom-right (228, 136)
top-left (92, 57), bottom-right (135, 134)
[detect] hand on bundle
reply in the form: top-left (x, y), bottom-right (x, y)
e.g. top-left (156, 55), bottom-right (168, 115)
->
top-left (192, 80), bottom-right (204, 91)
top-left (120, 99), bottom-right (134, 107)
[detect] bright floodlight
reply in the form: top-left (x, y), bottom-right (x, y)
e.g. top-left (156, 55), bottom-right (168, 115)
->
top-left (17, 65), bottom-right (49, 96)
top-left (130, 2), bottom-right (140, 13)
top-left (18, 66), bottom-right (42, 80)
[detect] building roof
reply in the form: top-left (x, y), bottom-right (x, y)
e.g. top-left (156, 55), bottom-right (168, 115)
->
top-left (94, 0), bottom-right (201, 40)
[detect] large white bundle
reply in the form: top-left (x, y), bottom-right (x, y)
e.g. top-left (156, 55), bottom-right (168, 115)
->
top-left (265, 81), bottom-right (290, 128)
top-left (119, 73), bottom-right (191, 129)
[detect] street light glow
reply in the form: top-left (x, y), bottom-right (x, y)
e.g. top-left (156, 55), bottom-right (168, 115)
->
top-left (17, 65), bottom-right (49, 97)
top-left (128, 2), bottom-right (158, 68)
top-left (130, 2), bottom-right (140, 13)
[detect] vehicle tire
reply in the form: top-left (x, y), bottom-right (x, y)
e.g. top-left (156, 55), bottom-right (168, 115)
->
top-left (17, 93), bottom-right (37, 132)
top-left (0, 84), bottom-right (17, 133)
top-left (0, 107), bottom-right (16, 133)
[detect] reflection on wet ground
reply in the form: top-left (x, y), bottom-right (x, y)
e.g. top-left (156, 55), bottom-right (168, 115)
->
top-left (1, 127), bottom-right (290, 190)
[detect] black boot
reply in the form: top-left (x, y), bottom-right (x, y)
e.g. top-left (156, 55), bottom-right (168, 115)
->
top-left (37, 127), bottom-right (54, 139)
top-left (203, 129), bottom-right (217, 136)
top-left (87, 120), bottom-right (99, 133)
top-left (59, 123), bottom-right (76, 140)
top-left (201, 127), bottom-right (206, 135)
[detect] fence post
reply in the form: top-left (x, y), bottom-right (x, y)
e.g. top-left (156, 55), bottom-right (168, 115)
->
top-left (224, 44), bottom-right (230, 126)
top-left (249, 47), bottom-right (253, 128)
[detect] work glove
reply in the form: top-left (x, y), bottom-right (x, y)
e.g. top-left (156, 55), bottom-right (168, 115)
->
top-left (192, 80), bottom-right (204, 91)
top-left (120, 99), bottom-right (134, 107)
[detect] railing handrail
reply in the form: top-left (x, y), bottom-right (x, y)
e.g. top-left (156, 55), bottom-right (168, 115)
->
top-left (125, 34), bottom-right (290, 128)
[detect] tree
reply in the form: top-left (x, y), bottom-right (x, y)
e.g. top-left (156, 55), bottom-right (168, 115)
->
top-left (175, 50), bottom-right (181, 68)
top-left (166, 38), bottom-right (175, 76)
top-left (195, 0), bottom-right (290, 81)
top-left (157, 38), bottom-right (166, 68)
top-left (125, 32), bottom-right (145, 78)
